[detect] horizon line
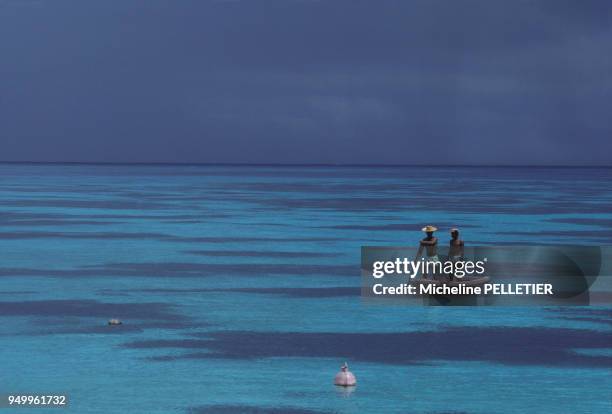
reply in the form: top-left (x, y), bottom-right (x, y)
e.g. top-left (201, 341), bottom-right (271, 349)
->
top-left (0, 161), bottom-right (610, 168)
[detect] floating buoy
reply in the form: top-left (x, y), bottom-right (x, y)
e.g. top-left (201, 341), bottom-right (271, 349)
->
top-left (107, 318), bottom-right (122, 326)
top-left (334, 362), bottom-right (356, 387)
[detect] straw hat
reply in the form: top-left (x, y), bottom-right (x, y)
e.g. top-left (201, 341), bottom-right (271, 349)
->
top-left (421, 225), bottom-right (438, 232)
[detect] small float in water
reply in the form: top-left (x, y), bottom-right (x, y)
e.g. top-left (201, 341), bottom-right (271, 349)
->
top-left (107, 318), bottom-right (122, 326)
top-left (334, 362), bottom-right (356, 387)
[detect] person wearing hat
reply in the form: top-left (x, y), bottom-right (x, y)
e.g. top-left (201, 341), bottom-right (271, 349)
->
top-left (448, 228), bottom-right (464, 281)
top-left (416, 225), bottom-right (439, 279)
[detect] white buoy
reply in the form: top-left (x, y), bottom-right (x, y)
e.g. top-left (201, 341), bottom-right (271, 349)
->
top-left (334, 362), bottom-right (356, 386)
top-left (107, 318), bottom-right (122, 326)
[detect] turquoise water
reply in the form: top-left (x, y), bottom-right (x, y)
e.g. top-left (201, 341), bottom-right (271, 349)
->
top-left (0, 164), bottom-right (611, 414)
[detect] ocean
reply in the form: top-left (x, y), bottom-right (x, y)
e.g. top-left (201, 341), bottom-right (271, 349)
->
top-left (0, 164), bottom-right (611, 413)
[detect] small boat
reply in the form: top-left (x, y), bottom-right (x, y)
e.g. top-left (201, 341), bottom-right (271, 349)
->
top-left (107, 318), bottom-right (123, 326)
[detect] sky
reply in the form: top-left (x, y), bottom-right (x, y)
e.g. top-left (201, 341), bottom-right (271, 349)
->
top-left (0, 0), bottom-right (610, 165)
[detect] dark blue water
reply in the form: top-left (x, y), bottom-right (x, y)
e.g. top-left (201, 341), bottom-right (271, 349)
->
top-left (1, 164), bottom-right (611, 413)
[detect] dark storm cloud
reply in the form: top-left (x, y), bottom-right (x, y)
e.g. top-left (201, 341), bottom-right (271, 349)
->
top-left (0, 0), bottom-right (610, 164)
